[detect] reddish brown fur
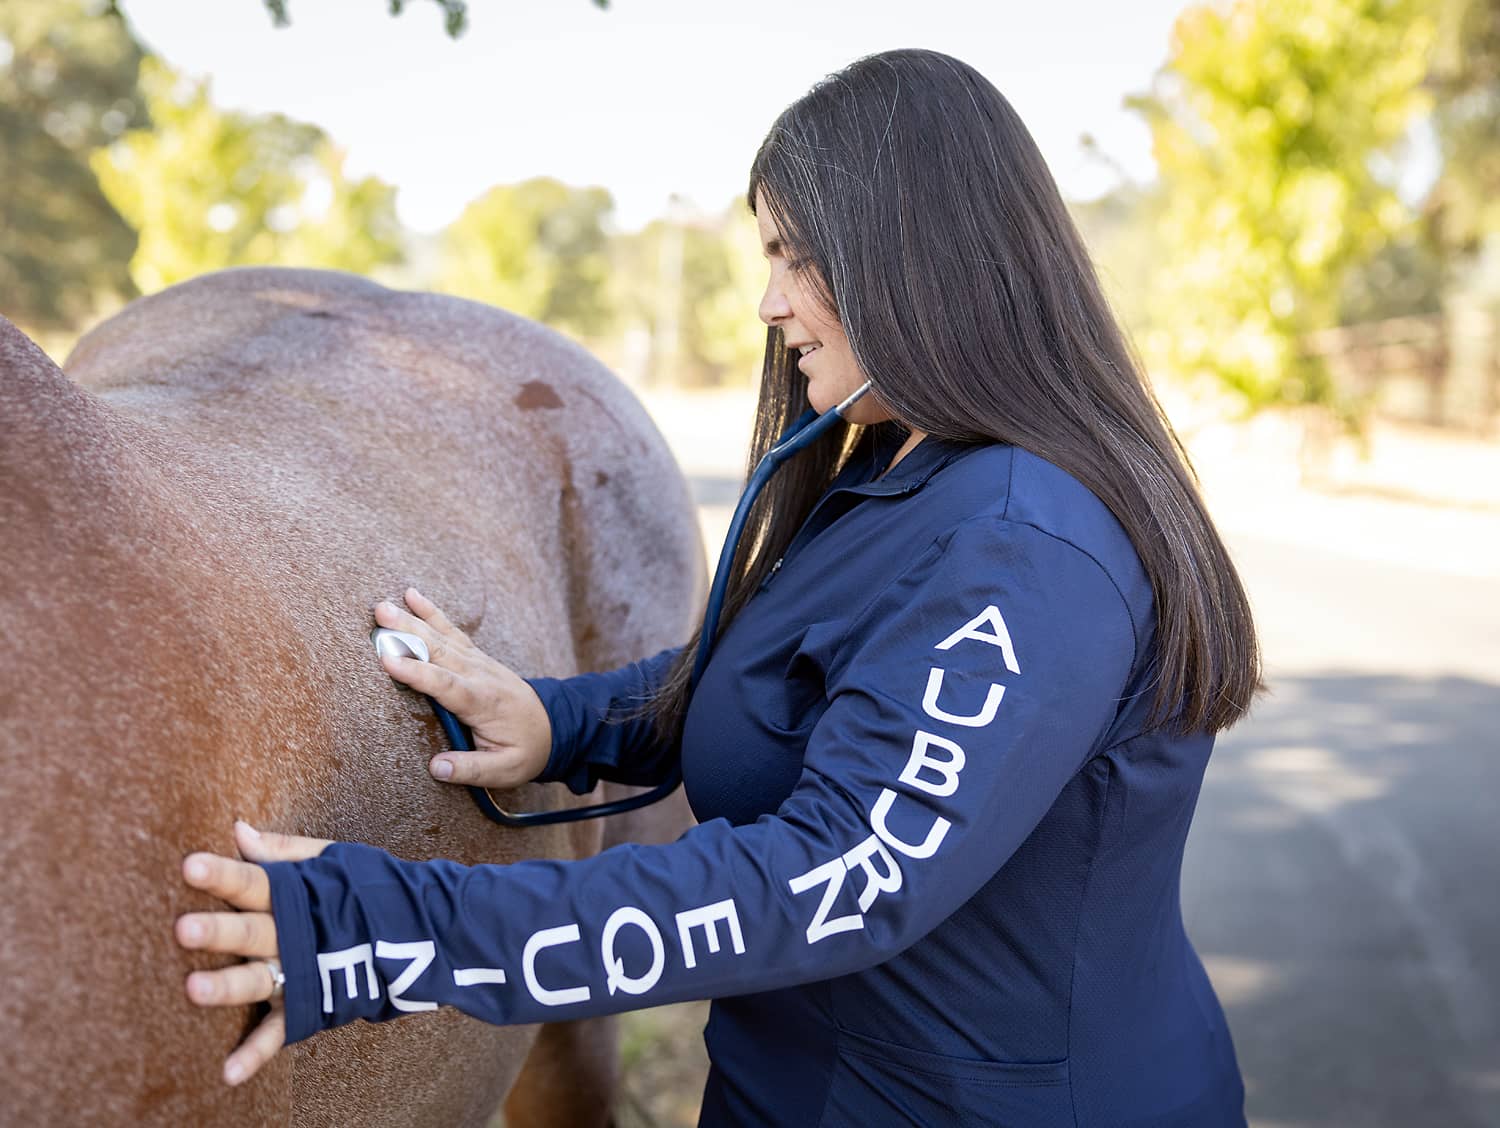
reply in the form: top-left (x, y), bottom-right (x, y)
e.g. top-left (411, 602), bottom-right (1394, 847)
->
top-left (0, 268), bottom-right (703, 1126)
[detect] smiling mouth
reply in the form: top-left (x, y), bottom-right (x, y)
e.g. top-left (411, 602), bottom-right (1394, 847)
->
top-left (793, 343), bottom-right (822, 358)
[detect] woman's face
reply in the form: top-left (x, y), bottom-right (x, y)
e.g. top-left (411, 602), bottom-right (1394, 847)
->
top-left (754, 189), bottom-right (892, 425)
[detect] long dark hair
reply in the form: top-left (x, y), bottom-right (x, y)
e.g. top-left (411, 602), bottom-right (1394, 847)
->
top-left (647, 48), bottom-right (1261, 747)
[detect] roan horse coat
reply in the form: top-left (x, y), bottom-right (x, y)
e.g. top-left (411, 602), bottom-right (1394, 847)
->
top-left (0, 268), bottom-right (704, 1126)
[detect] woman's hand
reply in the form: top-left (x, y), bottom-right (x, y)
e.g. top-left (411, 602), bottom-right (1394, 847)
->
top-left (373, 587), bottom-right (553, 790)
top-left (176, 821), bottom-right (331, 1086)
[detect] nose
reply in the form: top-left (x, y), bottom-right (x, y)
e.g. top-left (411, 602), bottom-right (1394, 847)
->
top-left (759, 272), bottom-right (791, 327)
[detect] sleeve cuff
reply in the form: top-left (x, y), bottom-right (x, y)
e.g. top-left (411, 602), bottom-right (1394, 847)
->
top-left (262, 851), bottom-right (333, 1044)
top-left (525, 675), bottom-right (598, 794)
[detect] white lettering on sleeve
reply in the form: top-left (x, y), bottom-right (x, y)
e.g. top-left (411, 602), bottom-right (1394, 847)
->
top-left (921, 667), bottom-right (1005, 727)
top-left (934, 604), bottom-right (1021, 674)
top-left (317, 943), bottom-right (379, 1014)
top-left (871, 788), bottom-right (951, 860)
top-left (787, 857), bottom-right (864, 944)
top-left (453, 967), bottom-right (507, 987)
top-left (374, 939), bottom-right (438, 1013)
top-left (675, 898), bottom-right (747, 969)
top-left (601, 906), bottom-right (666, 996)
top-left (522, 924), bottom-right (591, 1007)
top-left (898, 730), bottom-right (968, 797)
top-left (841, 833), bottom-right (904, 911)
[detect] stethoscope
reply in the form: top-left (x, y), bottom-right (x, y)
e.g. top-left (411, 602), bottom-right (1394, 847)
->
top-left (372, 379), bottom-right (874, 827)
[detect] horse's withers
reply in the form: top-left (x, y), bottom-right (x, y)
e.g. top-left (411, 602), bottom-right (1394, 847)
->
top-left (0, 269), bottom-right (704, 1126)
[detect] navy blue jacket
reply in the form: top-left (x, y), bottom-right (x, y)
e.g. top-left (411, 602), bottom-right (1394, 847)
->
top-left (265, 426), bottom-right (1246, 1126)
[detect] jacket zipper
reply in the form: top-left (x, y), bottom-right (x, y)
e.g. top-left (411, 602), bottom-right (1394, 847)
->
top-left (758, 556), bottom-right (785, 592)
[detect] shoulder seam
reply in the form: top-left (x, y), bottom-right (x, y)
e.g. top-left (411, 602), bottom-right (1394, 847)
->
top-left (986, 515), bottom-right (1142, 676)
top-left (999, 444), bottom-right (1016, 522)
top-left (993, 449), bottom-right (1139, 670)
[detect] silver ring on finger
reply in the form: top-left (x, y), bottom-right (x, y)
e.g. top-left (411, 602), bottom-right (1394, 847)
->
top-left (263, 958), bottom-right (285, 1001)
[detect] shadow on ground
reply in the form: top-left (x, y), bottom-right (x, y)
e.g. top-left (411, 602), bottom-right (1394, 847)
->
top-left (1185, 670), bottom-right (1500, 1128)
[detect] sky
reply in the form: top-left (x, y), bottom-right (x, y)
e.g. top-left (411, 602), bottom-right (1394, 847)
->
top-left (120, 0), bottom-right (1196, 233)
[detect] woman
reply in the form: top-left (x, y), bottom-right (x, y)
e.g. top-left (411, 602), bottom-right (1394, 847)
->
top-left (177, 48), bottom-right (1260, 1126)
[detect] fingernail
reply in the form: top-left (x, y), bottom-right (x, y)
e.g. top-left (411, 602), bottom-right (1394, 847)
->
top-left (225, 1060), bottom-right (245, 1085)
top-left (180, 918), bottom-right (203, 943)
top-left (235, 820), bottom-right (261, 839)
top-left (430, 759), bottom-right (453, 781)
top-left (190, 973), bottom-right (216, 1001)
top-left (378, 600), bottom-right (395, 613)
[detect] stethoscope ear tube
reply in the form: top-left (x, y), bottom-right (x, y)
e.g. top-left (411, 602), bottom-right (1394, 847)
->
top-left (422, 379), bottom-right (875, 828)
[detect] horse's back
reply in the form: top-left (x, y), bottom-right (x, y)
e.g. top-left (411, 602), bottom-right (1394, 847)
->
top-left (0, 269), bottom-right (703, 1126)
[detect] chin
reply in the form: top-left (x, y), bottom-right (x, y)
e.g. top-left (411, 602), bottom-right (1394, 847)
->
top-left (803, 378), bottom-right (834, 414)
top-left (808, 381), bottom-right (885, 425)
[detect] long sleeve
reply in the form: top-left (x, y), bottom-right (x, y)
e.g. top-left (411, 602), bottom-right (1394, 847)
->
top-left (526, 645), bottom-right (684, 794)
top-left (264, 516), bottom-right (1139, 1045)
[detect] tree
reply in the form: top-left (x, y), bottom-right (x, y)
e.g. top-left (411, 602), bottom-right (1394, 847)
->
top-left (436, 178), bottom-right (616, 340)
top-left (0, 0), bottom-right (145, 333)
top-left (253, 0), bottom-right (611, 38)
top-left (1425, 0), bottom-right (1500, 258)
top-left (1132, 0), bottom-right (1437, 418)
top-left (673, 204), bottom-right (766, 387)
top-left (610, 203), bottom-right (766, 388)
top-left (91, 57), bottom-right (404, 294)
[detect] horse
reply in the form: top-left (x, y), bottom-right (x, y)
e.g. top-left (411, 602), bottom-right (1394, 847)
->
top-left (0, 267), bottom-right (705, 1126)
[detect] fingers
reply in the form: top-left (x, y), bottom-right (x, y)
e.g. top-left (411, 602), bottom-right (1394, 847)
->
top-left (176, 910), bottom-right (278, 958)
top-left (233, 820), bottom-right (330, 864)
top-left (373, 599), bottom-right (446, 657)
top-left (185, 958), bottom-right (281, 1008)
top-left (402, 587), bottom-right (461, 637)
top-left (380, 653), bottom-right (472, 710)
top-left (372, 587), bottom-right (470, 664)
top-left (183, 852), bottom-right (270, 912)
top-left (428, 750), bottom-right (524, 788)
top-left (224, 1009), bottom-right (287, 1087)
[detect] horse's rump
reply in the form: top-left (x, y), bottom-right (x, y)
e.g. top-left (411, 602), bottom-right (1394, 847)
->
top-left (0, 268), bottom-right (703, 1126)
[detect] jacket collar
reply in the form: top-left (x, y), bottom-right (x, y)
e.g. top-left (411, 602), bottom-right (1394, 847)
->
top-left (837, 424), bottom-right (975, 497)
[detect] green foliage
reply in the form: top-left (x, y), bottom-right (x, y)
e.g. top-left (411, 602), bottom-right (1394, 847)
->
top-left (436, 177), bottom-right (617, 339)
top-left (91, 57), bottom-right (404, 294)
top-left (0, 0), bottom-right (144, 332)
top-left (611, 204), bottom-right (766, 387)
top-left (1134, 0), bottom-right (1437, 416)
top-left (436, 187), bottom-right (764, 384)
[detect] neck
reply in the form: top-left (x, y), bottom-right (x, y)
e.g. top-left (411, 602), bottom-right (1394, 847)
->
top-left (880, 428), bottom-right (927, 478)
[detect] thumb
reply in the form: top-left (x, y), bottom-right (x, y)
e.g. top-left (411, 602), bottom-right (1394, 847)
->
top-left (428, 750), bottom-right (526, 789)
top-left (235, 820), bottom-right (332, 863)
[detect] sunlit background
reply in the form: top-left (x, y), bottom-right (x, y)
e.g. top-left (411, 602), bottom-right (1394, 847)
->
top-left (4, 1), bottom-right (1498, 1125)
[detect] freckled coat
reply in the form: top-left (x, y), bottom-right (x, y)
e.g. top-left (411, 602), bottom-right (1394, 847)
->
top-left (0, 268), bottom-right (703, 1127)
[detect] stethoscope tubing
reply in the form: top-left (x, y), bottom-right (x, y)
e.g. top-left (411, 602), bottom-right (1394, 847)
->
top-left (457, 379), bottom-right (875, 827)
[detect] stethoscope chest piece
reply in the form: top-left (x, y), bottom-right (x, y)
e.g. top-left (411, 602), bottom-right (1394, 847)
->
top-left (371, 628), bottom-right (428, 663)
top-left (373, 378), bottom-right (875, 827)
